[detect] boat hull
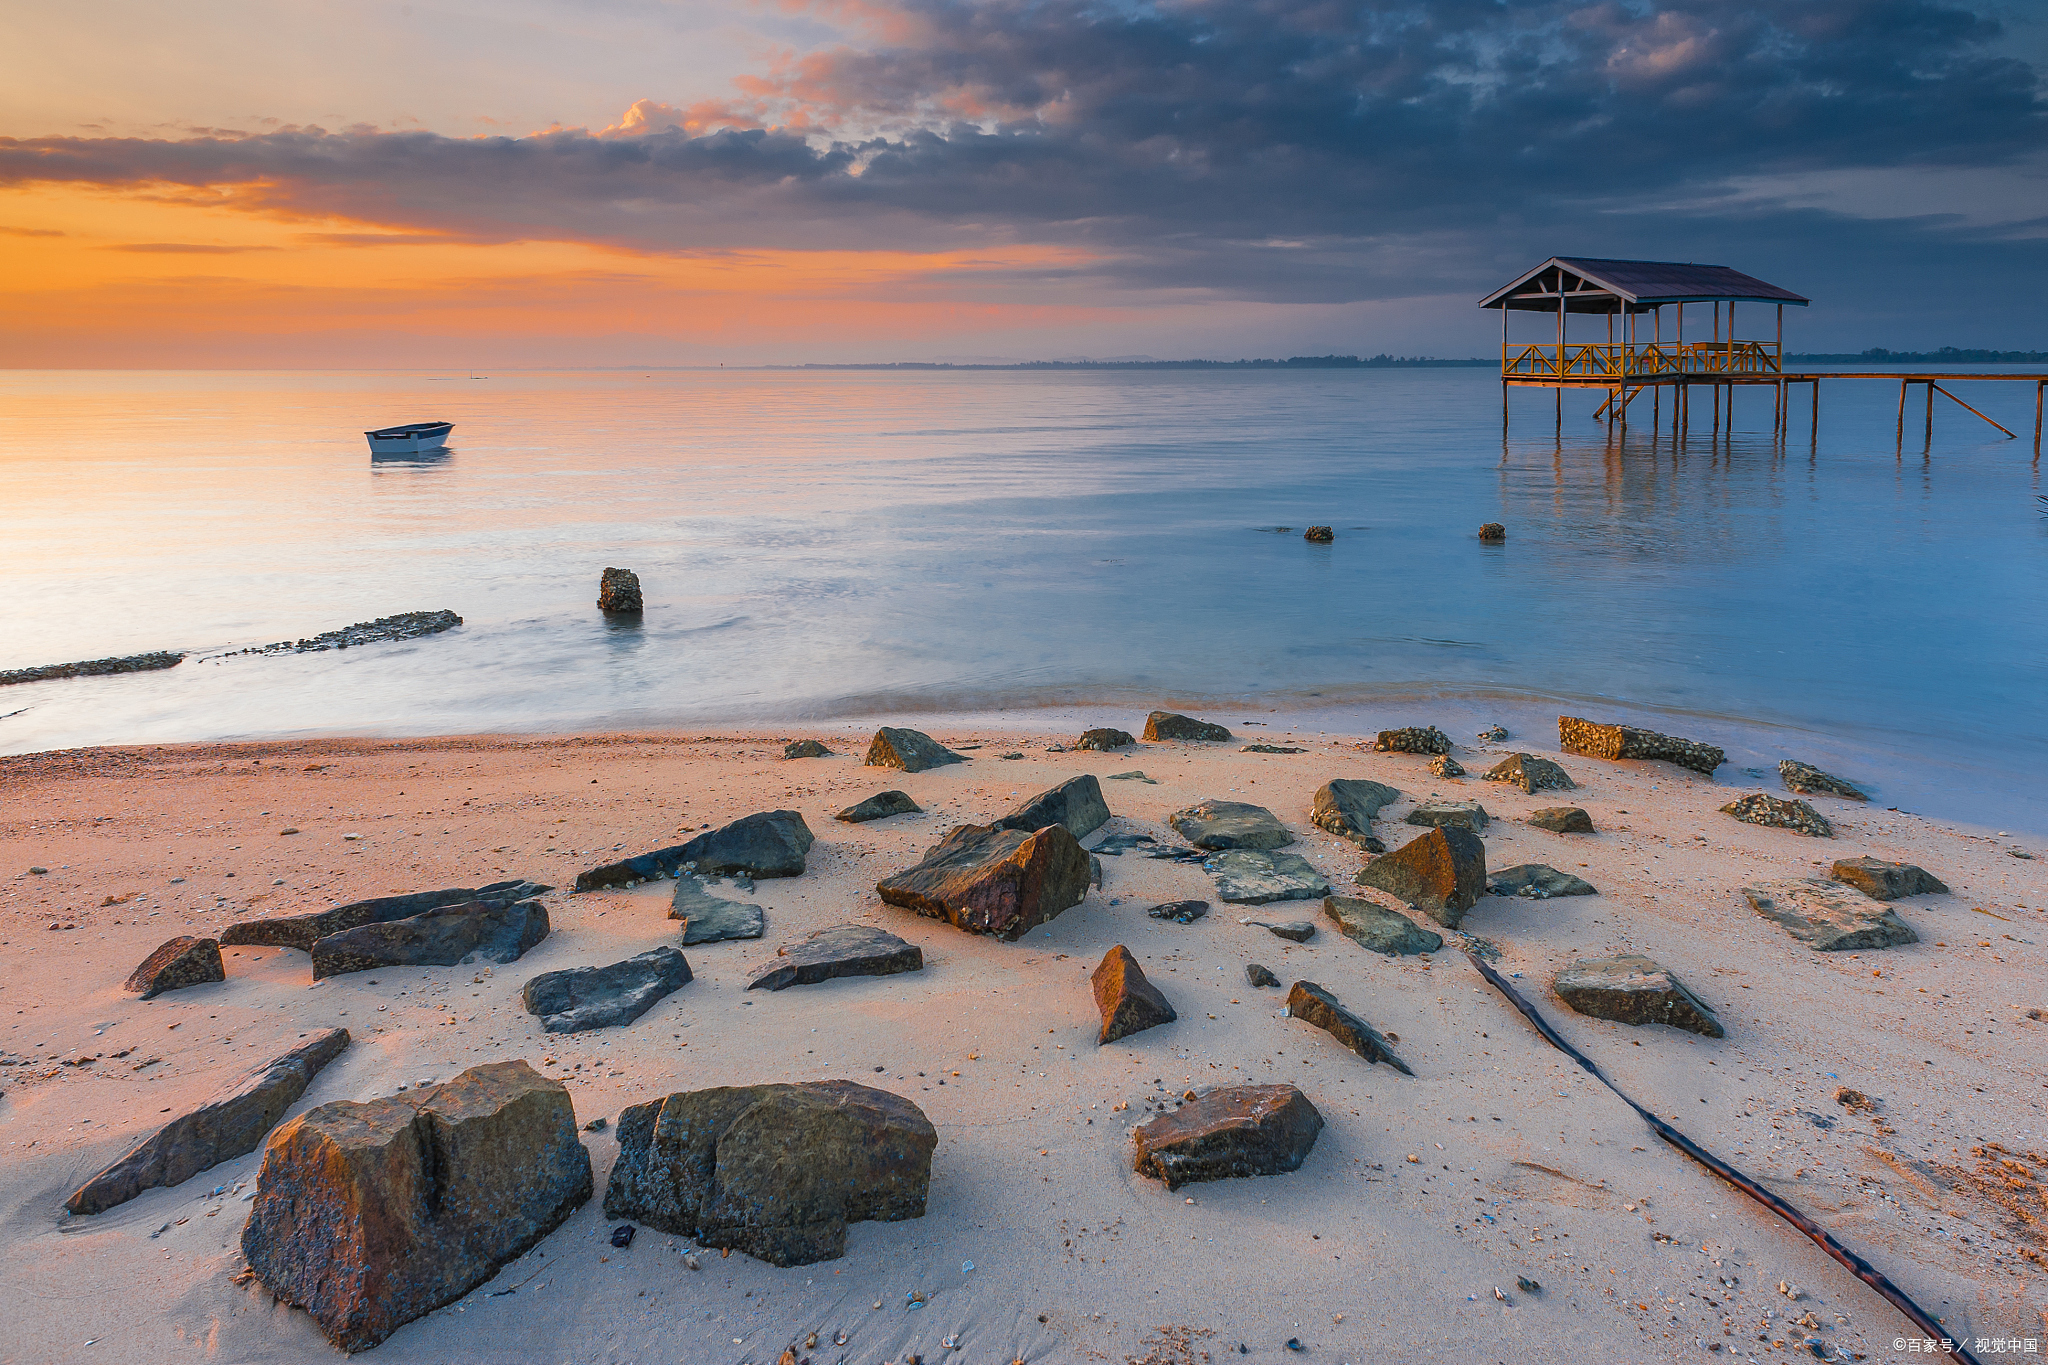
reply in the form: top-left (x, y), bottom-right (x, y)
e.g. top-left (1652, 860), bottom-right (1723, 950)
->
top-left (364, 422), bottom-right (453, 454)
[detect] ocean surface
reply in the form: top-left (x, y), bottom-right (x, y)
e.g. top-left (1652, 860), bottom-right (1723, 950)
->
top-left (4, 366), bottom-right (2045, 829)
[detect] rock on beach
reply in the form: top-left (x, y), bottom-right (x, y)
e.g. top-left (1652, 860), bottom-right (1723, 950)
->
top-left (310, 897), bottom-right (550, 979)
top-left (668, 875), bottom-right (765, 944)
top-left (1779, 759), bottom-right (1866, 801)
top-left (1169, 799), bottom-right (1293, 850)
top-left (1482, 753), bottom-right (1576, 793)
top-left (1092, 945), bottom-right (1177, 1043)
top-left (1373, 726), bottom-right (1451, 755)
top-left (1353, 826), bottom-right (1486, 928)
top-left (1074, 727), bottom-right (1135, 751)
top-left (1487, 864), bottom-right (1597, 899)
top-left (1744, 879), bottom-right (1919, 951)
top-left (1829, 856), bottom-right (1949, 901)
top-left (1310, 778), bottom-right (1399, 852)
top-left (1558, 716), bottom-right (1723, 775)
top-left (876, 824), bottom-right (1090, 939)
top-left (783, 739), bottom-right (832, 759)
top-left (1285, 981), bottom-right (1412, 1073)
top-left (123, 935), bottom-right (224, 998)
top-left (1721, 793), bottom-right (1833, 838)
top-left (1404, 799), bottom-right (1489, 832)
top-left (992, 774), bottom-right (1111, 840)
top-left (223, 879), bottom-right (550, 953)
top-left (864, 726), bottom-right (966, 772)
top-left (1143, 711), bottom-right (1232, 742)
top-left (522, 947), bottom-right (692, 1033)
top-left (1130, 1085), bottom-right (1323, 1190)
top-left (574, 810), bottom-right (815, 890)
top-left (746, 925), bottom-right (923, 991)
top-left (241, 1060), bottom-right (592, 1352)
top-left (1207, 850), bottom-right (1330, 904)
top-left (835, 790), bottom-right (921, 823)
top-left (1322, 895), bottom-right (1442, 956)
top-left (603, 1081), bottom-right (935, 1266)
top-left (66, 1029), bottom-right (351, 1215)
top-left (1553, 955), bottom-right (1723, 1037)
top-left (1527, 806), bottom-right (1595, 834)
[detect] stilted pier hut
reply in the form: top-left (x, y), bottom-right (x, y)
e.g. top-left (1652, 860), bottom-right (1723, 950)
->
top-left (1481, 256), bottom-right (2047, 452)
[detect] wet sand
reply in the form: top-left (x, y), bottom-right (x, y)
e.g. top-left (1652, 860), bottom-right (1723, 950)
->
top-left (1, 718), bottom-right (2043, 1363)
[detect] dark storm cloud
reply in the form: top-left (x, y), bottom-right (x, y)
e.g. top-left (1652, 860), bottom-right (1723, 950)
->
top-left (3, 0), bottom-right (2041, 303)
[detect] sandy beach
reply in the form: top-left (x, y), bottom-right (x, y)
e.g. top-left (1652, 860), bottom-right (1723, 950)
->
top-left (2, 715), bottom-right (2043, 1364)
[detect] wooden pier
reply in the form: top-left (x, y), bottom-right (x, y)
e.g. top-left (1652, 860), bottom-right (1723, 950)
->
top-left (1482, 257), bottom-right (2048, 456)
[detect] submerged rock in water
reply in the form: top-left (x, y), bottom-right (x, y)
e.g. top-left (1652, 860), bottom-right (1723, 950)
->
top-left (123, 935), bottom-right (224, 999)
top-left (877, 823), bottom-right (1090, 940)
top-left (1478, 523), bottom-right (1507, 542)
top-left (242, 1060), bottom-right (592, 1352)
top-left (1721, 793), bottom-right (1833, 838)
top-left (1303, 526), bottom-right (1334, 542)
top-left (597, 567), bottom-right (643, 613)
top-left (0, 650), bottom-right (184, 688)
top-left (1779, 759), bottom-right (1867, 801)
top-left (1322, 896), bottom-right (1442, 956)
top-left (231, 609), bottom-right (463, 657)
top-left (992, 774), bottom-right (1111, 840)
top-left (1828, 856), bottom-right (1948, 901)
top-left (1285, 981), bottom-right (1411, 1073)
top-left (1142, 711), bottom-right (1232, 742)
top-left (1553, 955), bottom-right (1722, 1037)
top-left (223, 880), bottom-right (550, 953)
top-left (1170, 799), bottom-right (1293, 850)
top-left (310, 898), bottom-right (549, 978)
top-left (1488, 864), bottom-right (1598, 899)
top-left (1744, 878), bottom-right (1918, 951)
top-left (1131, 1085), bottom-right (1323, 1190)
top-left (1373, 726), bottom-right (1451, 755)
top-left (603, 1081), bottom-right (935, 1267)
top-left (1353, 826), bottom-right (1486, 928)
top-left (1558, 715), bottom-right (1723, 775)
top-left (575, 810), bottom-right (815, 890)
top-left (1310, 778), bottom-right (1399, 852)
top-left (66, 1029), bottom-right (351, 1216)
top-left (1483, 753), bottom-right (1576, 793)
top-left (745, 926), bottom-right (924, 991)
top-left (523, 947), bottom-right (692, 1032)
top-left (864, 726), bottom-right (966, 772)
top-left (668, 876), bottom-right (765, 944)
top-left (1092, 945), bottom-right (1177, 1044)
top-left (1526, 806), bottom-right (1595, 834)
top-left (1208, 850), bottom-right (1330, 905)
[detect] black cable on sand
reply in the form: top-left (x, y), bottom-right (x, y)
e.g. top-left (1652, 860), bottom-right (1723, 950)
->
top-left (1464, 950), bottom-right (1978, 1364)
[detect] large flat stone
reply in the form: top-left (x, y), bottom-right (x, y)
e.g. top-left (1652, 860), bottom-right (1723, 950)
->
top-left (242, 1060), bottom-right (592, 1352)
top-left (1722, 793), bottom-right (1833, 837)
top-left (1169, 799), bottom-right (1293, 850)
top-left (1482, 753), bottom-right (1576, 793)
top-left (1559, 716), bottom-right (1723, 775)
top-left (123, 935), bottom-right (224, 999)
top-left (222, 880), bottom-right (550, 953)
top-left (603, 1081), bottom-right (935, 1266)
top-left (1554, 955), bottom-right (1723, 1037)
top-left (1488, 864), bottom-right (1598, 899)
top-left (522, 947), bottom-right (692, 1033)
top-left (1130, 1084), bottom-right (1323, 1190)
top-left (1353, 826), bottom-right (1486, 928)
top-left (1309, 778), bottom-right (1399, 852)
top-left (746, 925), bottom-right (924, 991)
top-left (310, 898), bottom-right (550, 979)
top-left (1744, 878), bottom-right (1919, 951)
top-left (992, 774), bottom-right (1111, 840)
top-left (668, 876), bottom-right (765, 944)
top-left (1829, 857), bottom-right (1949, 901)
top-left (1322, 896), bottom-right (1442, 956)
top-left (876, 823), bottom-right (1090, 940)
top-left (1207, 850), bottom-right (1330, 904)
top-left (574, 810), bottom-right (815, 890)
top-left (1285, 981), bottom-right (1412, 1073)
top-left (66, 1028), bottom-right (351, 1215)
top-left (864, 726), bottom-right (966, 772)
top-left (1092, 945), bottom-right (1177, 1044)
top-left (835, 790), bottom-right (921, 823)
top-left (1403, 799), bottom-right (1490, 831)
top-left (1143, 711), bottom-right (1231, 742)
top-left (1780, 760), bottom-right (1867, 801)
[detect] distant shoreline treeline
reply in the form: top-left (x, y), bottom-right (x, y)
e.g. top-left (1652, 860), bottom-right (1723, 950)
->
top-left (786, 354), bottom-right (1497, 370)
top-left (1785, 347), bottom-right (2048, 364)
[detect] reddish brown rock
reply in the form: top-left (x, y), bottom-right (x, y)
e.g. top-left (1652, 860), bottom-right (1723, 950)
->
top-left (66, 1029), bottom-right (350, 1215)
top-left (1351, 826), bottom-right (1486, 928)
top-left (1373, 726), bottom-right (1451, 755)
top-left (241, 1060), bottom-right (592, 1353)
top-left (876, 822), bottom-right (1090, 940)
top-left (1142, 711), bottom-right (1231, 742)
top-left (603, 1081), bottom-right (935, 1266)
top-left (1829, 857), bottom-right (1948, 901)
top-left (123, 935), bottom-right (224, 999)
top-left (864, 726), bottom-right (965, 772)
top-left (1091, 945), bottom-right (1177, 1044)
top-left (1131, 1084), bottom-right (1324, 1189)
top-left (1285, 981), bottom-right (1412, 1073)
top-left (1558, 715), bottom-right (1723, 775)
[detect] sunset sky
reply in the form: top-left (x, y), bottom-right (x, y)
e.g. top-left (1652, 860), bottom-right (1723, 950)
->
top-left (3, 0), bottom-right (2044, 366)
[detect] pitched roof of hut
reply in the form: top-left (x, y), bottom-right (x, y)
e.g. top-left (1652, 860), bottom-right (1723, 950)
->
top-left (1480, 257), bottom-right (1809, 313)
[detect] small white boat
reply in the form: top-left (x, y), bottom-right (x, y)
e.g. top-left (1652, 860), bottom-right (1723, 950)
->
top-left (364, 420), bottom-right (453, 454)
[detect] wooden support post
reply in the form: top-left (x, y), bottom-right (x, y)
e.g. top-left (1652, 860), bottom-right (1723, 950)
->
top-left (1810, 379), bottom-right (1819, 446)
top-left (1924, 381), bottom-right (1934, 446)
top-left (2037, 380), bottom-right (2044, 463)
top-left (1932, 383), bottom-right (2018, 439)
top-left (1896, 380), bottom-right (1907, 449)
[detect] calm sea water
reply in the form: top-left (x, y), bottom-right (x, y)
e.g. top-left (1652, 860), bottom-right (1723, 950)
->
top-left (3, 367), bottom-right (2045, 826)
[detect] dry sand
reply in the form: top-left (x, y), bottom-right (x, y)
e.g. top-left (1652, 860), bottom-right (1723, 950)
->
top-left (1, 717), bottom-right (2044, 1364)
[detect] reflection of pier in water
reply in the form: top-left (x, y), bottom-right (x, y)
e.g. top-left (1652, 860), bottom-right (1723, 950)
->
top-left (1483, 256), bottom-right (2047, 458)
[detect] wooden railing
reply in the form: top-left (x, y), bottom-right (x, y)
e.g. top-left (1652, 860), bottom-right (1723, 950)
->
top-left (1503, 341), bottom-right (1781, 380)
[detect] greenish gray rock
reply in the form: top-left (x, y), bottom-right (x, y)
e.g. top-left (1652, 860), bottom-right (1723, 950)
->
top-left (1256, 920), bottom-right (1316, 942)
top-left (1779, 760), bottom-right (1867, 801)
top-left (222, 879), bottom-right (550, 953)
top-left (1722, 793), bottom-right (1833, 837)
top-left (1553, 955), bottom-right (1723, 1037)
top-left (783, 739), bottom-right (833, 759)
top-left (1829, 857), bottom-right (1948, 901)
top-left (1483, 752), bottom-right (1576, 793)
top-left (522, 947), bottom-right (692, 1033)
top-left (1207, 850), bottom-right (1331, 904)
top-left (574, 810), bottom-right (815, 890)
top-left (1245, 963), bottom-right (1281, 988)
top-left (993, 774), bottom-right (1111, 839)
top-left (864, 726), bottom-right (966, 772)
top-left (1527, 806), bottom-right (1595, 834)
top-left (746, 925), bottom-right (923, 991)
top-left (1285, 981), bottom-right (1411, 1073)
top-left (668, 876), bottom-right (765, 944)
top-left (1488, 864), bottom-right (1598, 899)
top-left (1146, 900), bottom-right (1209, 924)
top-left (310, 897), bottom-right (549, 979)
top-left (1322, 896), bottom-right (1442, 956)
top-left (1404, 800), bottom-right (1490, 832)
top-left (1169, 799), bottom-right (1293, 850)
top-left (1744, 878), bottom-right (1919, 950)
top-left (835, 790), bottom-right (921, 823)
top-left (1309, 778), bottom-right (1399, 852)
